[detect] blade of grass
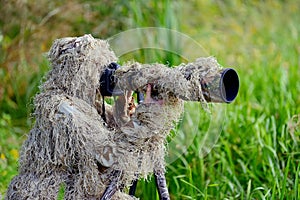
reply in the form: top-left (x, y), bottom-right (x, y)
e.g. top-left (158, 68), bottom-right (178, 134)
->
top-left (280, 156), bottom-right (291, 200)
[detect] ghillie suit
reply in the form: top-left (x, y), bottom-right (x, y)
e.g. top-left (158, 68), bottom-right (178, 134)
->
top-left (6, 34), bottom-right (238, 200)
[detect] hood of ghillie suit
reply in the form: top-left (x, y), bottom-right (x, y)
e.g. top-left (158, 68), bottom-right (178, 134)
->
top-left (42, 34), bottom-right (117, 105)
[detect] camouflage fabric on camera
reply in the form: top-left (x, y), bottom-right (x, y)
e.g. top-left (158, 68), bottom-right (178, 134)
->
top-left (6, 34), bottom-right (236, 200)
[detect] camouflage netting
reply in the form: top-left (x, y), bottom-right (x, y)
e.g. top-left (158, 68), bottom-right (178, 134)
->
top-left (6, 34), bottom-right (223, 200)
top-left (115, 56), bottom-right (223, 103)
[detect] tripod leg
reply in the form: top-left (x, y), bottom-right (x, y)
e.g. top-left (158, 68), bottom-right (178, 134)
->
top-left (129, 179), bottom-right (138, 196)
top-left (100, 170), bottom-right (120, 200)
top-left (154, 170), bottom-right (170, 200)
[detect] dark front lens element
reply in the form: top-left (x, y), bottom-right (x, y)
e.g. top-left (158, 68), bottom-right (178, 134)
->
top-left (220, 68), bottom-right (239, 103)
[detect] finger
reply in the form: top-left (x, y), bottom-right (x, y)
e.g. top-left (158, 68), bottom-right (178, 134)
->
top-left (145, 84), bottom-right (152, 103)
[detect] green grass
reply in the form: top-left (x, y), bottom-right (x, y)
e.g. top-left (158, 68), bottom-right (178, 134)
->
top-left (1, 0), bottom-right (300, 199)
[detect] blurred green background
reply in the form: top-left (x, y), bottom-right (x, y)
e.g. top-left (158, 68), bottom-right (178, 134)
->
top-left (0, 0), bottom-right (299, 199)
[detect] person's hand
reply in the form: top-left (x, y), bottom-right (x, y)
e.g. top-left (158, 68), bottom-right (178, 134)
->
top-left (144, 84), bottom-right (164, 105)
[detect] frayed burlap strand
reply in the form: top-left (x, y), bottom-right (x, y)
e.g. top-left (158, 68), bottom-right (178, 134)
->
top-left (6, 34), bottom-right (221, 200)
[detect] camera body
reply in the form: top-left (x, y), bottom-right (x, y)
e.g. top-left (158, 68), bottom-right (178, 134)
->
top-left (100, 62), bottom-right (123, 96)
